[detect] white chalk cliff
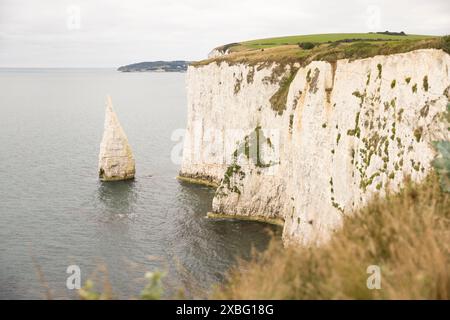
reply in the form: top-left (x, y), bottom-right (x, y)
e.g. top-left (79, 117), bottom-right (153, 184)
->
top-left (98, 96), bottom-right (135, 181)
top-left (180, 49), bottom-right (450, 245)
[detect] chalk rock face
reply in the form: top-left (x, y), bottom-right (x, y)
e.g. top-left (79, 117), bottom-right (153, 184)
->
top-left (180, 49), bottom-right (450, 245)
top-left (208, 48), bottom-right (229, 59)
top-left (98, 97), bottom-right (135, 181)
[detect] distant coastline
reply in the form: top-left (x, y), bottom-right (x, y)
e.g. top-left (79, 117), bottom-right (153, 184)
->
top-left (117, 61), bottom-right (190, 72)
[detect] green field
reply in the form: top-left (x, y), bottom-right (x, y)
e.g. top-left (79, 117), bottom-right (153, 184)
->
top-left (241, 33), bottom-right (434, 49)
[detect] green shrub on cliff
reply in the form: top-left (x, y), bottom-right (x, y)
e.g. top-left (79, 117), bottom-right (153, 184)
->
top-left (298, 42), bottom-right (315, 50)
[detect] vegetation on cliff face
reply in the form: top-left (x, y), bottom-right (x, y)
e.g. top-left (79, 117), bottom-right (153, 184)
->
top-left (214, 174), bottom-right (449, 299)
top-left (193, 33), bottom-right (448, 67)
top-left (269, 67), bottom-right (299, 115)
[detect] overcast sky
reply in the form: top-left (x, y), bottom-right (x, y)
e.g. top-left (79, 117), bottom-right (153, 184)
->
top-left (0, 0), bottom-right (449, 68)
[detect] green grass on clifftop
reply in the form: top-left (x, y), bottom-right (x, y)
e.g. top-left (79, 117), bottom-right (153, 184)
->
top-left (242, 33), bottom-right (432, 48)
top-left (193, 33), bottom-right (448, 66)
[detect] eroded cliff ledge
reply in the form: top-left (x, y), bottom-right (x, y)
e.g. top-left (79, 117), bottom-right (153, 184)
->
top-left (180, 47), bottom-right (450, 245)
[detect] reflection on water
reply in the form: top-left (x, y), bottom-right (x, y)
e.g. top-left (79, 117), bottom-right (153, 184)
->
top-left (97, 180), bottom-right (138, 219)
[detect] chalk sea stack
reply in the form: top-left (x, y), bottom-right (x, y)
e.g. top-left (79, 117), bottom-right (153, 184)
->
top-left (98, 96), bottom-right (135, 181)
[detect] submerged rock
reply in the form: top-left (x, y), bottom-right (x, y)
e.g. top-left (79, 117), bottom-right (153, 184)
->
top-left (98, 96), bottom-right (135, 181)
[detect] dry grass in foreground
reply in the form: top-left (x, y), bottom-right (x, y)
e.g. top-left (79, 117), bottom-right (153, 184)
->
top-left (214, 174), bottom-right (449, 299)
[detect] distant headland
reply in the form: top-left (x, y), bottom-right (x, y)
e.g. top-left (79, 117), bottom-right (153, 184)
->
top-left (117, 61), bottom-right (190, 72)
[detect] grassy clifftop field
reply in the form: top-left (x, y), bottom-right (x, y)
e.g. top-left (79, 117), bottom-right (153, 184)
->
top-left (239, 32), bottom-right (433, 48)
top-left (194, 32), bottom-right (449, 66)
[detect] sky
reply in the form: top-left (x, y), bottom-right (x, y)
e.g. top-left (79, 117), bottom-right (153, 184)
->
top-left (0, 0), bottom-right (449, 68)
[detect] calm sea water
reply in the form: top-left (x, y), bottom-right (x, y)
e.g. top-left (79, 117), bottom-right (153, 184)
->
top-left (0, 68), bottom-right (279, 299)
